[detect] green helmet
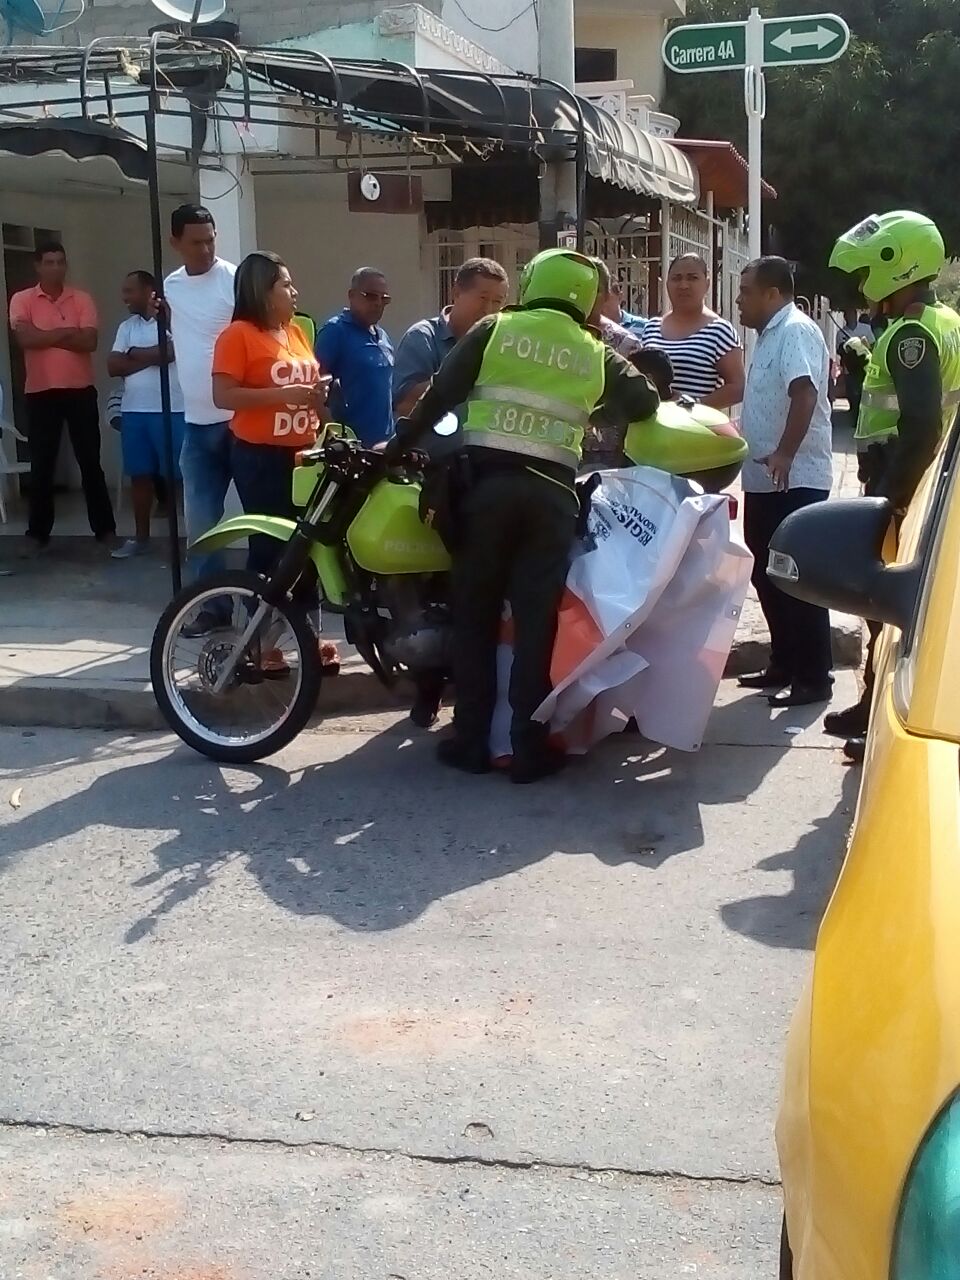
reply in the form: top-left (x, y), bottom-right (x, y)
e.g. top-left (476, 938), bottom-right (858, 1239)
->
top-left (830, 210), bottom-right (945, 303)
top-left (518, 248), bottom-right (600, 322)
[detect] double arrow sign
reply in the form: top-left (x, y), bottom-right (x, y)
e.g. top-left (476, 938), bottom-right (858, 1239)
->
top-left (663, 12), bottom-right (850, 73)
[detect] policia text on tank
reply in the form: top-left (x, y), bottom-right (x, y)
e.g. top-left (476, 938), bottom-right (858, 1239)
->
top-left (387, 249), bottom-right (658, 784)
top-left (825, 210), bottom-right (960, 760)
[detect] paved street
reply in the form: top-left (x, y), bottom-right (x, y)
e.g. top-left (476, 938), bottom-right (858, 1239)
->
top-left (0, 682), bottom-right (858, 1278)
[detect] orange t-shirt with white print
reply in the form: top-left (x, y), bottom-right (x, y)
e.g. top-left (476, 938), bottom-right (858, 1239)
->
top-left (213, 319), bottom-right (321, 447)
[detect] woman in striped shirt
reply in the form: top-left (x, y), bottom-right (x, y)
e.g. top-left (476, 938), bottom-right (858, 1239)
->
top-left (643, 254), bottom-right (745, 410)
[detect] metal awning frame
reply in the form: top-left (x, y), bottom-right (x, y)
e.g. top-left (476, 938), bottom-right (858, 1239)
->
top-left (0, 37), bottom-right (590, 172)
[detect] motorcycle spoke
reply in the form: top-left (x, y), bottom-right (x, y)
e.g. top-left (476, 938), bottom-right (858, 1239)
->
top-left (160, 584), bottom-right (309, 750)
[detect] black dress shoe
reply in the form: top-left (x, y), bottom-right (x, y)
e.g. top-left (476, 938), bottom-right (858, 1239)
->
top-left (824, 701), bottom-right (869, 738)
top-left (510, 744), bottom-right (567, 785)
top-left (738, 667), bottom-right (789, 690)
top-left (768, 683), bottom-right (833, 708)
top-left (843, 735), bottom-right (866, 763)
top-left (436, 737), bottom-right (491, 775)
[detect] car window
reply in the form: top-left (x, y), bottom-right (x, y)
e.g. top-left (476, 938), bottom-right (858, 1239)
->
top-left (900, 418), bottom-right (960, 657)
top-left (892, 411), bottom-right (960, 734)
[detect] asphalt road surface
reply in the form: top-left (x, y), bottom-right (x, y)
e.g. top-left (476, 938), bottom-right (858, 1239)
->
top-left (0, 682), bottom-right (858, 1279)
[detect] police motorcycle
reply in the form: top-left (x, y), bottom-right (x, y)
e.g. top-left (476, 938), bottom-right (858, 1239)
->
top-left (151, 407), bottom-right (747, 764)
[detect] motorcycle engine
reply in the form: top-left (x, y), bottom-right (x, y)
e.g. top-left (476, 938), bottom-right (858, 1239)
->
top-left (377, 578), bottom-right (451, 674)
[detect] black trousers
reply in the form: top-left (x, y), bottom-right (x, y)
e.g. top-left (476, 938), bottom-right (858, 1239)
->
top-left (451, 461), bottom-right (578, 756)
top-left (25, 386), bottom-right (115, 542)
top-left (856, 454), bottom-right (889, 708)
top-left (231, 438), bottom-right (318, 610)
top-left (743, 488), bottom-right (833, 686)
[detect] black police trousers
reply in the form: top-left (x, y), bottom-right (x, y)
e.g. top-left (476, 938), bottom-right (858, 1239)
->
top-left (450, 457), bottom-right (578, 757)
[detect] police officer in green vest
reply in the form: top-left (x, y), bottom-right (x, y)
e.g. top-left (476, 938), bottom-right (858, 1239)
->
top-left (825, 210), bottom-right (960, 756)
top-left (388, 248), bottom-right (658, 782)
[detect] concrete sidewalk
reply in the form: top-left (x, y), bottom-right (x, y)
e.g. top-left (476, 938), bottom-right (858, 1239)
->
top-left (0, 541), bottom-right (392, 730)
top-left (0, 422), bottom-right (864, 732)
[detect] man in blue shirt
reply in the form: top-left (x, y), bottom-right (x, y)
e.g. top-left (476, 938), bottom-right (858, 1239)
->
top-left (392, 258), bottom-right (509, 419)
top-left (315, 268), bottom-right (394, 446)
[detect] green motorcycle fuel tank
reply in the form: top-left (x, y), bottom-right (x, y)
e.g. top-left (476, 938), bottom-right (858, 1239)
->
top-left (292, 460), bottom-right (451, 575)
top-left (347, 477), bottom-right (451, 575)
top-left (290, 432), bottom-right (450, 576)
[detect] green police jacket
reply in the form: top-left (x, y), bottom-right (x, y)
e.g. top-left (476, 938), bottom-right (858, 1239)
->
top-left (462, 309), bottom-right (607, 470)
top-left (857, 302), bottom-right (960, 443)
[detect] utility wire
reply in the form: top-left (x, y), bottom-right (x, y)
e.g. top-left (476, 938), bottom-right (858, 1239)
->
top-left (449, 0), bottom-right (538, 35)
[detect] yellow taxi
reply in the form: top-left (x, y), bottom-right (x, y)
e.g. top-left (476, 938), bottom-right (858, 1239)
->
top-left (767, 421), bottom-right (960, 1279)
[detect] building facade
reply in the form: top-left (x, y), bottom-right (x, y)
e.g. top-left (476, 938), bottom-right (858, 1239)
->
top-left (1, 1), bottom-right (764, 517)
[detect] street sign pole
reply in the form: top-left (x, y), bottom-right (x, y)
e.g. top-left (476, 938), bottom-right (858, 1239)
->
top-left (745, 6), bottom-right (765, 263)
top-left (661, 7), bottom-right (850, 262)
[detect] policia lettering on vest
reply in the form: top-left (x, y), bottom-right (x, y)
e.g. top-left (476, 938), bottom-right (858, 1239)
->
top-left (825, 210), bottom-right (960, 756)
top-left (387, 248), bottom-right (658, 783)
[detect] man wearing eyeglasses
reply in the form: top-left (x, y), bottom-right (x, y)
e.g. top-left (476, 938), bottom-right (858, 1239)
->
top-left (315, 268), bottom-right (395, 447)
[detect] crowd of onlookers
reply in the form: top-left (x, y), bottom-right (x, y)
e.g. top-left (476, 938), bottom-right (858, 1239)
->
top-left (6, 204), bottom-right (840, 706)
top-left (5, 203), bottom-right (748, 566)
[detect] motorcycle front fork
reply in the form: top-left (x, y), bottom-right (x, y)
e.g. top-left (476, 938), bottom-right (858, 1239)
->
top-left (263, 479), bottom-right (341, 608)
top-left (213, 484), bottom-right (341, 693)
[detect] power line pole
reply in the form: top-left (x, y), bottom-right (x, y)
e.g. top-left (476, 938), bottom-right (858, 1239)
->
top-left (537, 0), bottom-right (579, 249)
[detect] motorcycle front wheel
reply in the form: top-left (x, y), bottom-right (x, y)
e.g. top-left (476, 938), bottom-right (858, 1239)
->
top-left (150, 570), bottom-right (322, 763)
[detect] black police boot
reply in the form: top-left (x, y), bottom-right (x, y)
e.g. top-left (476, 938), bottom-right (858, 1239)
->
top-left (824, 699), bottom-right (869, 739)
top-left (843, 736), bottom-right (866, 763)
top-left (436, 737), bottom-right (491, 775)
top-left (510, 744), bottom-right (567, 784)
top-left (410, 673), bottom-right (446, 729)
top-left (510, 721), bottom-right (567, 784)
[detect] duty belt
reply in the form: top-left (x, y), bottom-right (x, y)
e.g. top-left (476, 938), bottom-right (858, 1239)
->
top-left (464, 432), bottom-right (578, 470)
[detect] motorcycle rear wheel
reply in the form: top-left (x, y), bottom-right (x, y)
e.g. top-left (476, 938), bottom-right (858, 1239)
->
top-left (150, 570), bottom-right (322, 763)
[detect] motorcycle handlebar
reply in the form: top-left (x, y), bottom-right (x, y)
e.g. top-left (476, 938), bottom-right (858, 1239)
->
top-left (296, 438), bottom-right (426, 474)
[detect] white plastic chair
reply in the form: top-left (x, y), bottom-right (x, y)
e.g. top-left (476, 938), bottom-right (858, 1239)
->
top-left (0, 417), bottom-right (30, 525)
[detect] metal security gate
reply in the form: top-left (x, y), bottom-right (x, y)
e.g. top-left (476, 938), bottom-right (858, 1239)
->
top-left (427, 225), bottom-right (538, 312)
top-left (720, 219), bottom-right (750, 335)
top-left (585, 214), bottom-right (659, 319)
top-left (429, 210), bottom-right (751, 326)
top-left (667, 206), bottom-right (713, 269)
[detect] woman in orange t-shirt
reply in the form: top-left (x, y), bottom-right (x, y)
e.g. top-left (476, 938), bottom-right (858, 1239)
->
top-left (213, 252), bottom-right (339, 670)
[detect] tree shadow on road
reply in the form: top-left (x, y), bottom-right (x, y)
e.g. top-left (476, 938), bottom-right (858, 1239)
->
top-left (0, 692), bottom-right (847, 946)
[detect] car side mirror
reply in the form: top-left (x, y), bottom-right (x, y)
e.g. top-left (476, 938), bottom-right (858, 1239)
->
top-left (767, 497), bottom-right (921, 630)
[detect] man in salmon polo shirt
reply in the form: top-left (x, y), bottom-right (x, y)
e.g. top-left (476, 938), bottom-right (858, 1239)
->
top-left (8, 241), bottom-right (116, 555)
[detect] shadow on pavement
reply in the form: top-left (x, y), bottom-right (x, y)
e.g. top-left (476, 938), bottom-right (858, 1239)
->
top-left (721, 764), bottom-right (859, 950)
top-left (0, 689), bottom-right (850, 950)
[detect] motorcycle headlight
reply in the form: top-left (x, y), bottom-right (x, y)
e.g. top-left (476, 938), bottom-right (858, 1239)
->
top-left (892, 1091), bottom-right (960, 1277)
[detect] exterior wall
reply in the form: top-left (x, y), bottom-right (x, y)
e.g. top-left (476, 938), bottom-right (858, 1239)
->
top-left (27, 0), bottom-right (671, 95)
top-left (0, 185), bottom-right (180, 487)
top-left (574, 9), bottom-right (669, 103)
top-left (256, 182), bottom-right (432, 342)
top-left (31, 0), bottom-right (440, 49)
top-left (434, 0), bottom-right (538, 74)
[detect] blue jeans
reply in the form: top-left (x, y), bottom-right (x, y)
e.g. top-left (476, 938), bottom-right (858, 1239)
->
top-left (180, 420), bottom-right (233, 585)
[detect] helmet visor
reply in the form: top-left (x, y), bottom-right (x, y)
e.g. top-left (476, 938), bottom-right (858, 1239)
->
top-left (846, 215), bottom-right (882, 244)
